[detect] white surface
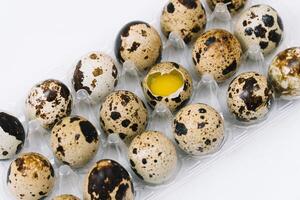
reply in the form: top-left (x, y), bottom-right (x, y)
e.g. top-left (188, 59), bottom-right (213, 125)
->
top-left (0, 0), bottom-right (300, 199)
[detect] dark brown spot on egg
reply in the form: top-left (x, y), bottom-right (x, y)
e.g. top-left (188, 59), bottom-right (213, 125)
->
top-left (174, 120), bottom-right (188, 136)
top-left (178, 0), bottom-right (198, 9)
top-left (262, 14), bottom-right (274, 27)
top-left (254, 24), bottom-right (267, 38)
top-left (222, 60), bottom-right (237, 75)
top-left (79, 120), bottom-right (98, 143)
top-left (167, 2), bottom-right (175, 13)
top-left (268, 29), bottom-right (282, 46)
top-left (111, 112), bottom-right (121, 120)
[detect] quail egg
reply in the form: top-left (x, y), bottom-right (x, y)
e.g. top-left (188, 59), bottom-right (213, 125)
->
top-left (128, 131), bottom-right (177, 184)
top-left (7, 152), bottom-right (55, 200)
top-left (160, 0), bottom-right (207, 44)
top-left (51, 116), bottom-right (99, 168)
top-left (115, 21), bottom-right (162, 71)
top-left (100, 90), bottom-right (148, 141)
top-left (83, 159), bottom-right (134, 200)
top-left (142, 62), bottom-right (193, 112)
top-left (206, 0), bottom-right (247, 14)
top-left (25, 79), bottom-right (73, 129)
top-left (72, 52), bottom-right (118, 103)
top-left (0, 112), bottom-right (25, 160)
top-left (192, 29), bottom-right (242, 82)
top-left (173, 103), bottom-right (224, 156)
top-left (52, 194), bottom-right (80, 200)
top-left (235, 4), bottom-right (284, 55)
top-left (227, 72), bottom-right (274, 122)
top-left (268, 47), bottom-right (300, 98)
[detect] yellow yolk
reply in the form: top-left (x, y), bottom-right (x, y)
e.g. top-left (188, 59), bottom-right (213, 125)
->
top-left (147, 70), bottom-right (184, 96)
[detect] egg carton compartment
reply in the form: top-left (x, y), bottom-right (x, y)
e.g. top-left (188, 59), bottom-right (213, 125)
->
top-left (1, 0), bottom-right (300, 199)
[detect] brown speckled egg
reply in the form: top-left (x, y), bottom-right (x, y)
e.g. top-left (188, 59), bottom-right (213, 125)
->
top-left (142, 62), bottom-right (193, 112)
top-left (160, 0), bottom-right (207, 44)
top-left (227, 72), bottom-right (274, 122)
top-left (7, 152), bottom-right (55, 200)
top-left (235, 4), bottom-right (284, 55)
top-left (72, 52), bottom-right (118, 103)
top-left (207, 0), bottom-right (247, 14)
top-left (83, 159), bottom-right (134, 200)
top-left (173, 104), bottom-right (224, 156)
top-left (51, 116), bottom-right (99, 168)
top-left (100, 90), bottom-right (148, 141)
top-left (128, 131), bottom-right (177, 184)
top-left (115, 21), bottom-right (162, 71)
top-left (52, 194), bottom-right (80, 200)
top-left (25, 79), bottom-right (72, 129)
top-left (192, 29), bottom-right (242, 82)
top-left (0, 112), bottom-right (25, 160)
top-left (268, 47), bottom-right (300, 98)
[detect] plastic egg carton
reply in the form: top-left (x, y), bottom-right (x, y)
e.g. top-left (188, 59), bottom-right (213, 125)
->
top-left (0, 0), bottom-right (299, 199)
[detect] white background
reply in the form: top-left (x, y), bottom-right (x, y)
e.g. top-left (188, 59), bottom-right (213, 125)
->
top-left (0, 0), bottom-right (300, 200)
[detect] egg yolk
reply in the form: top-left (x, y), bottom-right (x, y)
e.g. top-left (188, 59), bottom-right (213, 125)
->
top-left (147, 70), bottom-right (184, 96)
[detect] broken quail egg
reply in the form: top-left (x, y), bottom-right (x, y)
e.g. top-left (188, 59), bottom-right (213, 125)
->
top-left (115, 21), bottom-right (162, 71)
top-left (268, 47), bottom-right (300, 99)
top-left (25, 79), bottom-right (73, 129)
top-left (227, 72), bottom-right (274, 122)
top-left (173, 103), bottom-right (224, 156)
top-left (72, 51), bottom-right (118, 103)
top-left (160, 0), bottom-right (207, 44)
top-left (83, 159), bottom-right (134, 200)
top-left (100, 90), bottom-right (148, 141)
top-left (51, 116), bottom-right (100, 168)
top-left (192, 29), bottom-right (242, 82)
top-left (235, 4), bottom-right (284, 55)
top-left (0, 112), bottom-right (25, 160)
top-left (207, 0), bottom-right (247, 14)
top-left (128, 131), bottom-right (177, 184)
top-left (142, 62), bottom-right (193, 112)
top-left (7, 152), bottom-right (55, 200)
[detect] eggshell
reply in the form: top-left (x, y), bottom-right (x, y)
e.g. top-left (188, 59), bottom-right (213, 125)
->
top-left (25, 79), bottom-right (72, 129)
top-left (7, 152), bottom-right (55, 200)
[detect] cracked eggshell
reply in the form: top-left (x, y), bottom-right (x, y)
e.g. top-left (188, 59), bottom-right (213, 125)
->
top-left (206, 0), bottom-right (247, 14)
top-left (142, 62), bottom-right (193, 112)
top-left (227, 72), bottom-right (274, 122)
top-left (192, 29), bottom-right (242, 82)
top-left (0, 112), bottom-right (25, 160)
top-left (83, 159), bottom-right (134, 200)
top-left (173, 104), bottom-right (224, 156)
top-left (235, 4), bottom-right (284, 55)
top-left (72, 52), bottom-right (118, 103)
top-left (160, 0), bottom-right (207, 44)
top-left (52, 194), bottom-right (80, 200)
top-left (25, 79), bottom-right (73, 129)
top-left (128, 131), bottom-right (177, 184)
top-left (51, 116), bottom-right (99, 168)
top-left (115, 21), bottom-right (162, 71)
top-left (268, 47), bottom-right (300, 98)
top-left (7, 152), bottom-right (55, 200)
top-left (100, 90), bottom-right (148, 141)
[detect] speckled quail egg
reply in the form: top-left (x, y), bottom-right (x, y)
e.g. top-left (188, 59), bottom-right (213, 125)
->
top-left (0, 112), bottom-right (25, 160)
top-left (173, 103), bottom-right (224, 156)
top-left (206, 0), bottom-right (247, 14)
top-left (160, 0), bottom-right (207, 44)
top-left (25, 79), bottom-right (73, 129)
top-left (7, 152), bottom-right (55, 200)
top-left (227, 72), bottom-right (274, 122)
top-left (142, 62), bottom-right (193, 112)
top-left (268, 47), bottom-right (300, 99)
top-left (52, 194), bottom-right (80, 200)
top-left (100, 90), bottom-right (148, 141)
top-left (51, 116), bottom-right (99, 168)
top-left (72, 52), bottom-right (118, 103)
top-left (235, 4), bottom-right (284, 55)
top-left (192, 29), bottom-right (242, 82)
top-left (128, 131), bottom-right (177, 184)
top-left (115, 21), bottom-right (162, 71)
top-left (83, 159), bottom-right (134, 200)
